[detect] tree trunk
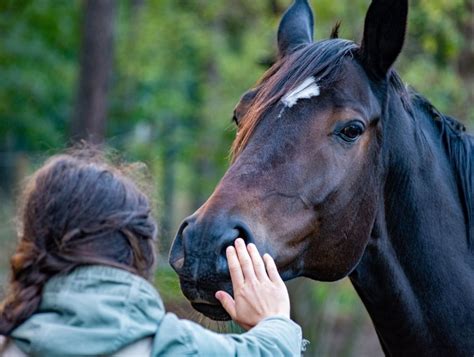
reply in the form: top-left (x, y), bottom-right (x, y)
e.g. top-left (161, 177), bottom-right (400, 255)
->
top-left (457, 0), bottom-right (474, 120)
top-left (71, 0), bottom-right (116, 144)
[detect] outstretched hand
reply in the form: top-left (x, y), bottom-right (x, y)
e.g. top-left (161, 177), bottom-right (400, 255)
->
top-left (215, 238), bottom-right (290, 330)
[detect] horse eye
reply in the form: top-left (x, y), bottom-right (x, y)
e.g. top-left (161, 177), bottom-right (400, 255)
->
top-left (339, 122), bottom-right (365, 142)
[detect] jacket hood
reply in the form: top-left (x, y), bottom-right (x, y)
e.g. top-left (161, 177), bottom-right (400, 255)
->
top-left (11, 265), bottom-right (165, 356)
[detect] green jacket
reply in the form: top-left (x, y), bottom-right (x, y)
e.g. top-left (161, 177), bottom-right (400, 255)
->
top-left (11, 265), bottom-right (303, 356)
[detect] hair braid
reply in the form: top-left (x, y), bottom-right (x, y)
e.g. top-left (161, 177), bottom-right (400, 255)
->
top-left (0, 243), bottom-right (51, 335)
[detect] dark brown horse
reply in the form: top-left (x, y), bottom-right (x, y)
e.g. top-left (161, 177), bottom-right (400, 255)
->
top-left (169, 0), bottom-right (474, 354)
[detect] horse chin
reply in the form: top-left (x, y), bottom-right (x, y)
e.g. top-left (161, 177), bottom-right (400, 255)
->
top-left (191, 302), bottom-right (231, 321)
top-left (178, 279), bottom-right (233, 320)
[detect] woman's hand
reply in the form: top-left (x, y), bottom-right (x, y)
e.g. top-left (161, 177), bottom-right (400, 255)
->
top-left (215, 238), bottom-right (290, 330)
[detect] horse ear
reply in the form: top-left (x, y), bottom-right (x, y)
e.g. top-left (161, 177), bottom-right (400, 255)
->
top-left (360, 0), bottom-right (408, 78)
top-left (277, 0), bottom-right (314, 58)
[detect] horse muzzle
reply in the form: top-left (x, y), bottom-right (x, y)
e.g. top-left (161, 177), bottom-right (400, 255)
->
top-left (169, 213), bottom-right (255, 320)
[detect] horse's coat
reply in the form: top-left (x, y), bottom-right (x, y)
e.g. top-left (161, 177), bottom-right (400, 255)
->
top-left (170, 0), bottom-right (474, 354)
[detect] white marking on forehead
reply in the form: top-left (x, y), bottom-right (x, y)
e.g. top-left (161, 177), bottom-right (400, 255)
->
top-left (281, 76), bottom-right (320, 108)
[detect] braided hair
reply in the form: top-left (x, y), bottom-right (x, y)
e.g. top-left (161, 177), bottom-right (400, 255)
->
top-left (0, 153), bottom-right (157, 335)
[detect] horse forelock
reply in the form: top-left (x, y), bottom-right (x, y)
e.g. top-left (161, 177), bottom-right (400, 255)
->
top-left (230, 39), bottom-right (359, 161)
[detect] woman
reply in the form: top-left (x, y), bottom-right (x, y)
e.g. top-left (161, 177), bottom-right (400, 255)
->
top-left (0, 152), bottom-right (303, 356)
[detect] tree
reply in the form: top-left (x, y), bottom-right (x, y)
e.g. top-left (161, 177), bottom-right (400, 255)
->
top-left (71, 0), bottom-right (116, 144)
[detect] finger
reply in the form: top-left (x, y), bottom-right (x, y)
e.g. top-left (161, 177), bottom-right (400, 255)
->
top-left (263, 253), bottom-right (282, 282)
top-left (247, 243), bottom-right (267, 281)
top-left (215, 291), bottom-right (236, 319)
top-left (235, 238), bottom-right (257, 282)
top-left (226, 246), bottom-right (244, 288)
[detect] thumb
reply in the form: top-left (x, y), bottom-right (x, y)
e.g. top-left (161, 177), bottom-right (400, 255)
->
top-left (215, 291), bottom-right (236, 319)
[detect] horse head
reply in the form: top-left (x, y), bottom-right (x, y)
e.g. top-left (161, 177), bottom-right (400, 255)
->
top-left (170, 0), bottom-right (408, 320)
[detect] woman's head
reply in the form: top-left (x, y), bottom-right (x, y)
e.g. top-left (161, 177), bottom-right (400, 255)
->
top-left (0, 152), bottom-right (157, 335)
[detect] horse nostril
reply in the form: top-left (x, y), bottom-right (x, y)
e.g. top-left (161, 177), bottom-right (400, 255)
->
top-left (169, 220), bottom-right (189, 273)
top-left (216, 222), bottom-right (254, 278)
top-left (217, 223), bottom-right (255, 257)
top-left (216, 222), bottom-right (256, 276)
top-left (235, 223), bottom-right (255, 245)
top-left (217, 227), bottom-right (239, 257)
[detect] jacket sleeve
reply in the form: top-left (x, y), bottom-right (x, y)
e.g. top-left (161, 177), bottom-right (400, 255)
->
top-left (152, 313), bottom-right (303, 356)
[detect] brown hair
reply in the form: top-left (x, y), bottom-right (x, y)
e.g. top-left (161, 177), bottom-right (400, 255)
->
top-left (0, 152), bottom-right (157, 335)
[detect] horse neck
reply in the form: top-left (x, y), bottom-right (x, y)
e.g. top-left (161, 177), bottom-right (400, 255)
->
top-left (350, 90), bottom-right (474, 354)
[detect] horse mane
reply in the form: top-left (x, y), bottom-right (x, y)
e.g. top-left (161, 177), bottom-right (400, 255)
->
top-left (231, 39), bottom-right (358, 160)
top-left (410, 92), bottom-right (474, 246)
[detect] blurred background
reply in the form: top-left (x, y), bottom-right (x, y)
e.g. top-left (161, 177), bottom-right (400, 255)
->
top-left (0, 0), bottom-right (472, 355)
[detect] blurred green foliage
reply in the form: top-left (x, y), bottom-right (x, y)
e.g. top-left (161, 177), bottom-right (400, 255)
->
top-left (0, 0), bottom-right (79, 150)
top-left (154, 265), bottom-right (183, 302)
